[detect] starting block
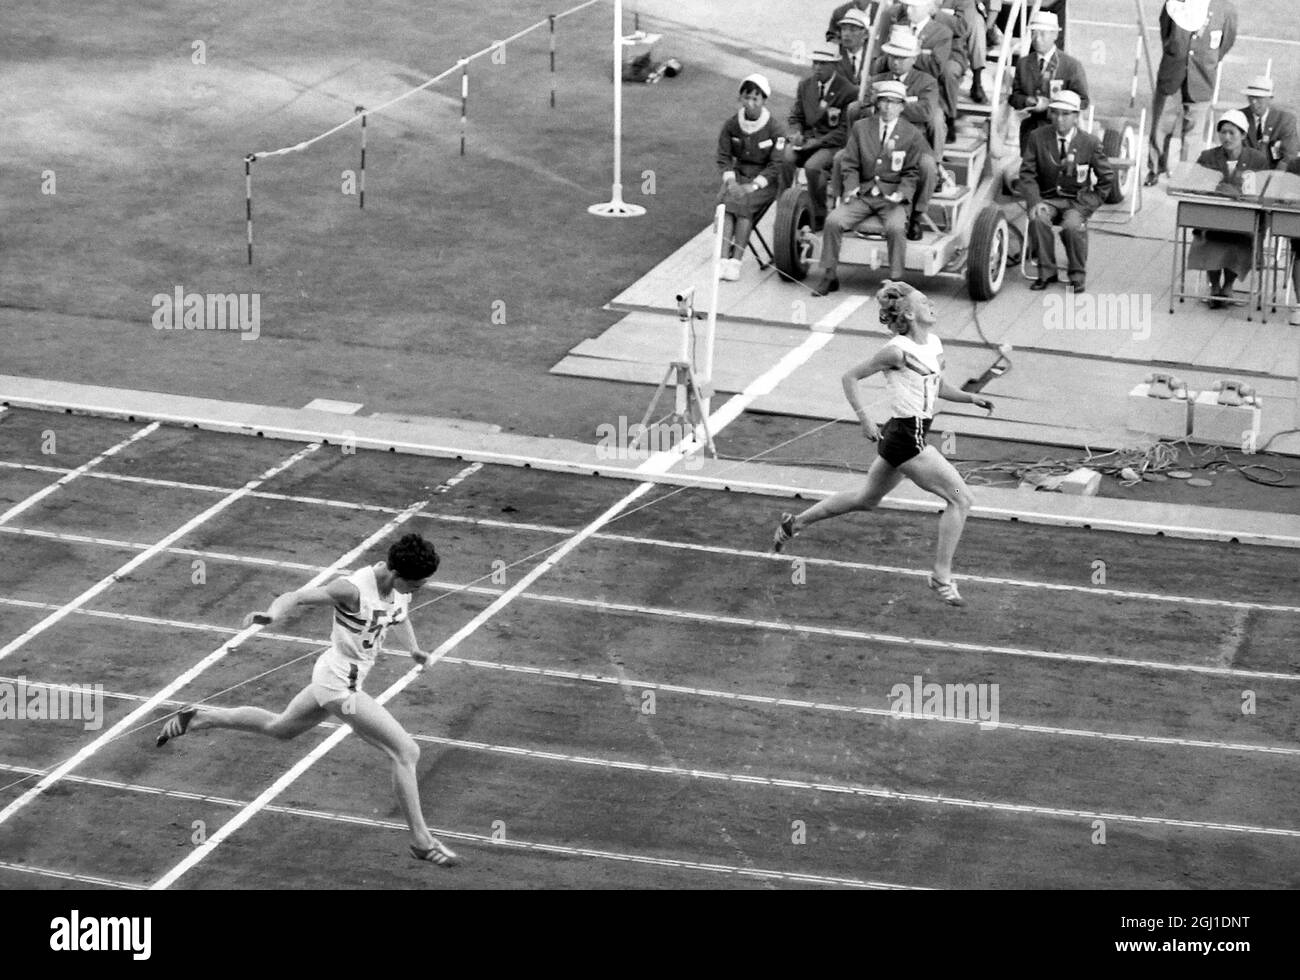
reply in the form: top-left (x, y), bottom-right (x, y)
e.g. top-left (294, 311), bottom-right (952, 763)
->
top-left (1192, 381), bottom-right (1262, 449)
top-left (1127, 373), bottom-right (1193, 440)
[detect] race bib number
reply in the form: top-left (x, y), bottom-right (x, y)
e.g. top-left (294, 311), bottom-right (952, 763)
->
top-left (891, 150), bottom-right (906, 171)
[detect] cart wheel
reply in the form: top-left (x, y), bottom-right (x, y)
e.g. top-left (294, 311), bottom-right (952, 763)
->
top-left (1101, 121), bottom-right (1136, 204)
top-left (967, 206), bottom-right (1009, 301)
top-left (773, 186), bottom-right (815, 281)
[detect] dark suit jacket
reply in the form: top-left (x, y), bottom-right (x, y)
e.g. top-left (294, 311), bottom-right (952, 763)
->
top-left (838, 44), bottom-right (870, 85)
top-left (1018, 126), bottom-right (1116, 217)
top-left (1156, 1), bottom-right (1238, 103)
top-left (789, 72), bottom-right (858, 150)
top-left (1195, 145), bottom-right (1272, 194)
top-left (826, 1), bottom-right (882, 42)
top-left (1240, 106), bottom-right (1300, 168)
top-left (869, 69), bottom-right (941, 145)
top-left (873, 7), bottom-right (956, 83)
top-left (1009, 49), bottom-right (1090, 111)
top-left (841, 115), bottom-right (925, 204)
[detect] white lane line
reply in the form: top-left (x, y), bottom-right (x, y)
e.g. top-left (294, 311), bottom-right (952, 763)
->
top-left (150, 326), bottom-right (831, 890)
top-left (435, 461), bottom-right (482, 493)
top-left (0, 421), bottom-right (159, 524)
top-left (0, 763), bottom-right (910, 890)
top-left (0, 442), bottom-right (319, 666)
top-left (8, 611), bottom-right (1300, 760)
top-left (0, 460), bottom-right (425, 830)
top-left (0, 858), bottom-right (143, 890)
top-left (4, 464), bottom-right (1294, 615)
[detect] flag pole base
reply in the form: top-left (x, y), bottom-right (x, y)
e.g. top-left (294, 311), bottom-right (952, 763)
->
top-left (588, 184), bottom-right (645, 217)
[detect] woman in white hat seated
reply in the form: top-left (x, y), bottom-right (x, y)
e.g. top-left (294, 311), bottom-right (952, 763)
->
top-left (714, 73), bottom-right (787, 281)
top-left (1187, 110), bottom-right (1270, 309)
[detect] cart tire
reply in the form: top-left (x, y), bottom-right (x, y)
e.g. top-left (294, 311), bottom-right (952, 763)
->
top-left (773, 186), bottom-right (815, 281)
top-left (1101, 122), bottom-right (1136, 204)
top-left (967, 206), bottom-right (1009, 301)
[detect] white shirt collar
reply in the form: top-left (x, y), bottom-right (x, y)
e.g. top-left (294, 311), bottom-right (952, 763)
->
top-left (736, 106), bottom-right (771, 134)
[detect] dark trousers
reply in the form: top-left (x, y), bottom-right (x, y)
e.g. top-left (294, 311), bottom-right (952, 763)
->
top-left (1029, 197), bottom-right (1088, 282)
top-left (823, 193), bottom-right (909, 277)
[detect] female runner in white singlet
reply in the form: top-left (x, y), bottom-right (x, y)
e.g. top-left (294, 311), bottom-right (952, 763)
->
top-left (772, 280), bottom-right (994, 606)
top-left (156, 533), bottom-right (459, 866)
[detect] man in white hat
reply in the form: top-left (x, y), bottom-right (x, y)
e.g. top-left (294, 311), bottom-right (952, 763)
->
top-left (876, 0), bottom-right (960, 139)
top-left (870, 26), bottom-right (943, 239)
top-left (1008, 10), bottom-right (1089, 153)
top-left (986, 0), bottom-right (1069, 55)
top-left (1017, 89), bottom-right (1115, 293)
top-left (814, 79), bottom-right (925, 294)
top-left (1148, 0), bottom-right (1238, 185)
top-left (826, 0), bottom-right (883, 42)
top-left (784, 43), bottom-right (859, 231)
top-left (1240, 76), bottom-right (1299, 169)
top-left (837, 8), bottom-right (873, 85)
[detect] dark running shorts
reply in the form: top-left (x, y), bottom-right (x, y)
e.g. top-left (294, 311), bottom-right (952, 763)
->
top-left (877, 416), bottom-right (932, 468)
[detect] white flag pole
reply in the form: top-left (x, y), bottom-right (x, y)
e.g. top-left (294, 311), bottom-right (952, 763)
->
top-left (589, 0), bottom-right (646, 216)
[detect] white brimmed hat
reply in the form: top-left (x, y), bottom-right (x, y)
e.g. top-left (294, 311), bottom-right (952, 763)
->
top-left (873, 79), bottom-right (908, 102)
top-left (1165, 0), bottom-right (1210, 34)
top-left (837, 9), bottom-right (870, 29)
top-left (740, 73), bottom-right (771, 97)
top-left (1217, 109), bottom-right (1250, 135)
top-left (881, 26), bottom-right (921, 58)
top-left (1243, 76), bottom-right (1275, 98)
top-left (1048, 89), bottom-right (1082, 113)
top-left (1028, 11), bottom-right (1060, 32)
top-left (810, 42), bottom-right (841, 63)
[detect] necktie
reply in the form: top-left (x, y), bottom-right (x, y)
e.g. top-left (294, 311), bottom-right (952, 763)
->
top-left (882, 123), bottom-right (889, 143)
top-left (1058, 137), bottom-right (1067, 161)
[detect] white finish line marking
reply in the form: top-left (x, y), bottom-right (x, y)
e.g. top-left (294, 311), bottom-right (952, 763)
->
top-left (0, 421), bottom-right (158, 525)
top-left (149, 327), bottom-right (833, 889)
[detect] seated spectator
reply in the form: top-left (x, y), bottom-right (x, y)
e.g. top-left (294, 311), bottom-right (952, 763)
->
top-left (837, 8), bottom-right (872, 85)
top-left (942, 0), bottom-right (988, 103)
top-left (1187, 111), bottom-right (1270, 308)
top-left (1008, 10), bottom-right (1089, 153)
top-left (826, 0), bottom-right (882, 42)
top-left (987, 0), bottom-right (1068, 53)
top-left (813, 80), bottom-right (925, 295)
top-left (1240, 76), bottom-right (1299, 170)
top-left (783, 43), bottom-right (858, 232)
top-left (875, 0), bottom-right (960, 139)
top-left (871, 27), bottom-right (943, 240)
top-left (715, 74), bottom-right (787, 282)
top-left (1016, 90), bottom-right (1115, 294)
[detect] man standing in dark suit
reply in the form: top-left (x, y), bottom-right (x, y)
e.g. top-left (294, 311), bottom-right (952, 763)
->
top-left (1008, 10), bottom-right (1089, 152)
top-left (1017, 90), bottom-right (1116, 293)
top-left (1240, 76), bottom-right (1300, 169)
top-left (814, 80), bottom-right (925, 294)
top-left (1147, 0), bottom-right (1238, 185)
top-left (784, 43), bottom-right (859, 231)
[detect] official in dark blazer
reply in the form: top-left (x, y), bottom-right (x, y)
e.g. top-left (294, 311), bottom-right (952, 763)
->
top-left (1240, 76), bottom-right (1300, 170)
top-left (1188, 111), bottom-right (1271, 307)
top-left (826, 0), bottom-right (882, 41)
top-left (1148, 0), bottom-right (1238, 182)
top-left (814, 80), bottom-right (925, 294)
top-left (1008, 11), bottom-right (1089, 152)
top-left (1017, 90), bottom-right (1116, 292)
top-left (836, 8), bottom-right (872, 85)
top-left (784, 43), bottom-right (859, 230)
top-left (873, 0), bottom-right (959, 132)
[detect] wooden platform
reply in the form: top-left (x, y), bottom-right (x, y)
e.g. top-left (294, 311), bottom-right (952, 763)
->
top-left (577, 185), bottom-right (1300, 455)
